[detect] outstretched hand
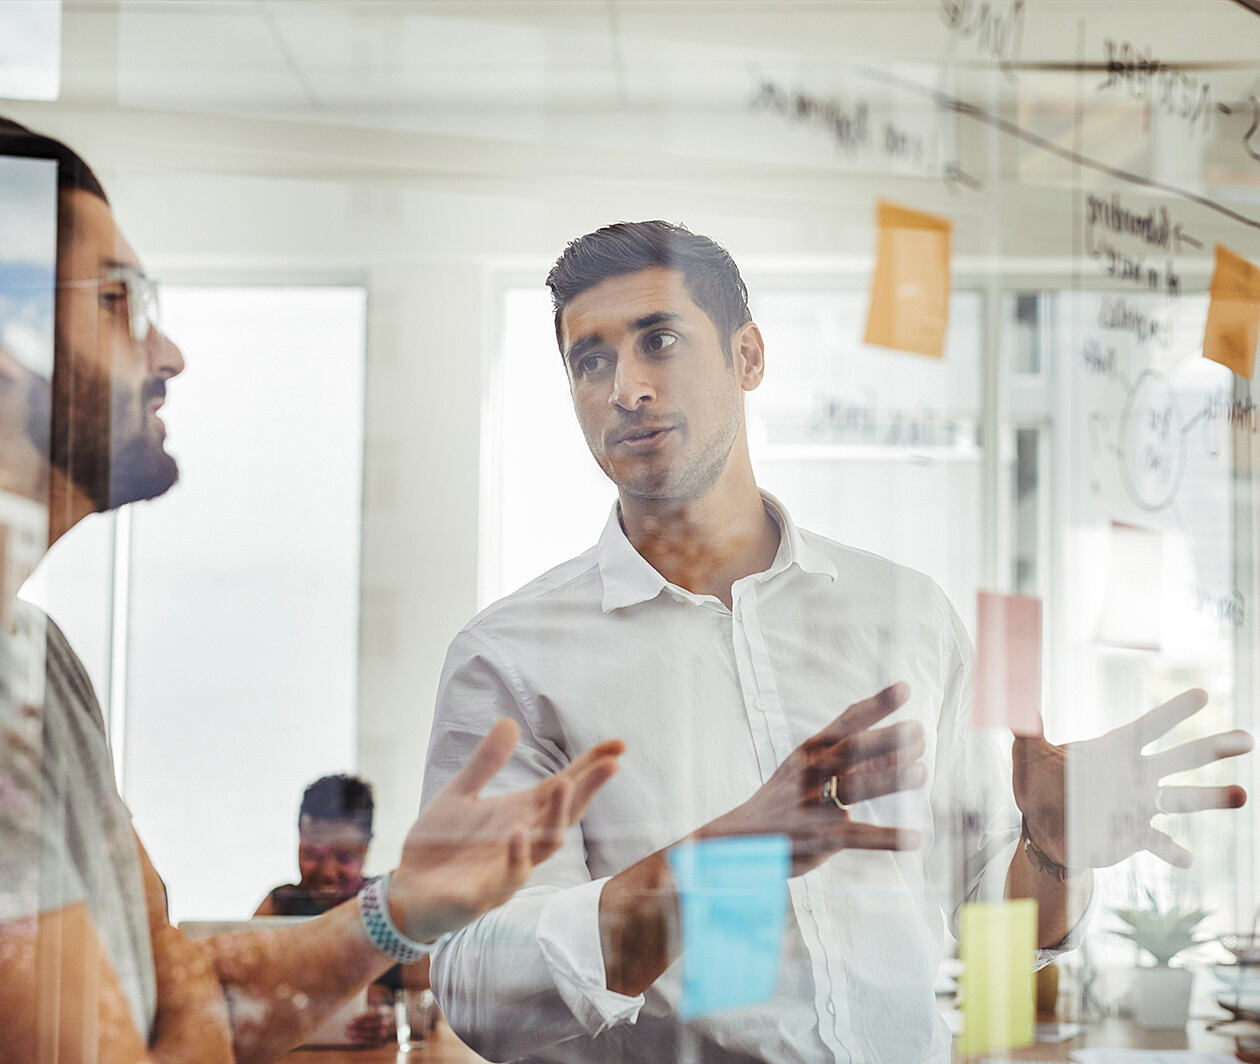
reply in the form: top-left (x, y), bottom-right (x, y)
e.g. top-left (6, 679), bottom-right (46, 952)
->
top-left (1014, 688), bottom-right (1252, 871)
top-left (388, 719), bottom-right (624, 943)
top-left (699, 682), bottom-right (926, 876)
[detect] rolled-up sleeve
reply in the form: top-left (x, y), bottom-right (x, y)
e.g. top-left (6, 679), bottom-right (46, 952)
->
top-left (422, 628), bottom-right (642, 1060)
top-left (536, 878), bottom-right (643, 1032)
top-left (432, 878), bottom-right (643, 1060)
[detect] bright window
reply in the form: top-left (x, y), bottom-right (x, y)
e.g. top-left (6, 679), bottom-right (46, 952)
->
top-left (25, 285), bottom-right (367, 923)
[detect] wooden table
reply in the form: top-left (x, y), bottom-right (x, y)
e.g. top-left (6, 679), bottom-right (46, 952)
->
top-left (282, 1015), bottom-right (1253, 1063)
top-left (281, 1021), bottom-right (488, 1064)
top-left (954, 1015), bottom-right (1252, 1060)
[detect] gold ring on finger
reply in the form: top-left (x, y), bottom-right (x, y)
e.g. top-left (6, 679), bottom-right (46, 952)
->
top-left (821, 775), bottom-right (847, 811)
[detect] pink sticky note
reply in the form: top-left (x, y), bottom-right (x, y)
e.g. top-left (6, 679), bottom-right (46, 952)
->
top-left (974, 592), bottom-right (1042, 736)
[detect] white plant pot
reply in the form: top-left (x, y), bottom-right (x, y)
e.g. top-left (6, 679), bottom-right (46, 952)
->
top-left (1132, 966), bottom-right (1194, 1029)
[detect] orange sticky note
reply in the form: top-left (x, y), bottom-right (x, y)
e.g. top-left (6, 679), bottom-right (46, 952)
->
top-left (974, 592), bottom-right (1042, 736)
top-left (864, 200), bottom-right (952, 359)
top-left (1203, 243), bottom-right (1260, 379)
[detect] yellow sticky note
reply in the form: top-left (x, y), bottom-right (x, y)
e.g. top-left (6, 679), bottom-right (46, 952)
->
top-left (864, 200), bottom-right (952, 359)
top-left (1203, 243), bottom-right (1260, 379)
top-left (959, 899), bottom-right (1036, 1056)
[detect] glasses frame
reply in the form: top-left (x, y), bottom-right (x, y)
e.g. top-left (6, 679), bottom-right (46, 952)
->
top-left (59, 266), bottom-right (160, 344)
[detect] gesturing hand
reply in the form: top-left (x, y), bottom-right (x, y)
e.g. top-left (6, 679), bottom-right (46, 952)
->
top-left (1014, 688), bottom-right (1252, 871)
top-left (388, 719), bottom-right (624, 943)
top-left (699, 682), bottom-right (926, 875)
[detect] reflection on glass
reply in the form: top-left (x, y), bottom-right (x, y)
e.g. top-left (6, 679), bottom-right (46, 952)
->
top-left (0, 151), bottom-right (55, 708)
top-left (1008, 292), bottom-right (1043, 377)
top-left (0, 2), bottom-right (61, 103)
top-left (1013, 426), bottom-right (1040, 595)
top-left (6, 2), bottom-right (1260, 1060)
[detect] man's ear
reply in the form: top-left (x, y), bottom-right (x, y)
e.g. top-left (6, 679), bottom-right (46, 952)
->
top-left (730, 322), bottom-right (765, 392)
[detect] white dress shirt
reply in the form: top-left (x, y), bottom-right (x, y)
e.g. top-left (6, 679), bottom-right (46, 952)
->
top-left (421, 493), bottom-right (1025, 1064)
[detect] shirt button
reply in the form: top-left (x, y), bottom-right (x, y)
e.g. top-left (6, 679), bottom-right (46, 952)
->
top-left (826, 1001), bottom-right (837, 1016)
top-left (801, 896), bottom-right (813, 912)
top-left (754, 697), bottom-right (768, 713)
top-left (733, 605), bottom-right (742, 622)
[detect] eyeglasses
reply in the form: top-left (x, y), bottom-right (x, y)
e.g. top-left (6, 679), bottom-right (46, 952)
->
top-left (60, 266), bottom-right (161, 344)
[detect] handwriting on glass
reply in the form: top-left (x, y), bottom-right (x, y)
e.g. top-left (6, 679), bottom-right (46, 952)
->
top-left (1097, 297), bottom-right (1171, 349)
top-left (938, 0), bottom-right (1025, 77)
top-left (1099, 38), bottom-right (1214, 137)
top-left (748, 79), bottom-right (931, 171)
top-left (811, 398), bottom-right (961, 448)
top-left (1083, 191), bottom-right (1197, 297)
top-left (1195, 586), bottom-right (1245, 628)
top-left (1217, 96), bottom-right (1260, 164)
top-left (749, 80), bottom-right (869, 153)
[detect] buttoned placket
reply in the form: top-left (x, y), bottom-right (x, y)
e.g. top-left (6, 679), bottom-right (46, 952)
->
top-left (729, 574), bottom-right (855, 1062)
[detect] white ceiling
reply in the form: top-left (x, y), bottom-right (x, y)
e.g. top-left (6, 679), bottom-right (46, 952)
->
top-left (55, 0), bottom-right (1259, 130)
top-left (8, 0), bottom-right (1253, 230)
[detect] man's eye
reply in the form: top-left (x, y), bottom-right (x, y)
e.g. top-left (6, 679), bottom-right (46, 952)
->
top-left (645, 332), bottom-right (677, 352)
top-left (577, 354), bottom-right (610, 375)
top-left (98, 287), bottom-right (127, 311)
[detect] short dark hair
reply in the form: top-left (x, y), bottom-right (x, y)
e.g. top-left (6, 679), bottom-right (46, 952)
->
top-left (545, 221), bottom-right (752, 360)
top-left (0, 117), bottom-right (108, 203)
top-left (299, 774), bottom-right (374, 836)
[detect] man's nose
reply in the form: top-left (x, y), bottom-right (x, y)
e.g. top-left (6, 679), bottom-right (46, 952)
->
top-left (609, 354), bottom-right (655, 411)
top-left (146, 325), bottom-right (185, 380)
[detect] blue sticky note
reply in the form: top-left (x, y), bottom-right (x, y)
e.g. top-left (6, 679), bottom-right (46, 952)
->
top-left (667, 835), bottom-right (790, 1019)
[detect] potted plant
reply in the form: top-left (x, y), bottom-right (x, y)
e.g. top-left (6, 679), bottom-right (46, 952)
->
top-left (1112, 888), bottom-right (1212, 1029)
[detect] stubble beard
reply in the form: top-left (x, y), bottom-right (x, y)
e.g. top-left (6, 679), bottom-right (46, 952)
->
top-left (599, 409), bottom-right (741, 504)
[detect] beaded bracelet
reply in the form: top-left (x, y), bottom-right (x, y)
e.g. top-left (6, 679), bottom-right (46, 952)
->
top-left (357, 872), bottom-right (450, 964)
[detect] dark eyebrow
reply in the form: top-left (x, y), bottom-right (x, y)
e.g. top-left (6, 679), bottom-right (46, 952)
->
top-left (565, 311), bottom-right (684, 367)
top-left (629, 311), bottom-right (683, 332)
top-left (566, 331), bottom-right (606, 367)
top-left (100, 257), bottom-right (145, 278)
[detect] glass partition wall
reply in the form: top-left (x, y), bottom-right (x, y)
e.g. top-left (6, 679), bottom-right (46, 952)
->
top-left (4, 1), bottom-right (1260, 1060)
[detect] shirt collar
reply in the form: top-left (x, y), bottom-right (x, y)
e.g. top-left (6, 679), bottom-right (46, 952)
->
top-left (762, 490), bottom-right (839, 583)
top-left (597, 490), bottom-right (837, 613)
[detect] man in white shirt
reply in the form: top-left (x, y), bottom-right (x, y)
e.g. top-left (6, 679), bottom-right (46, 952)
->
top-left (422, 220), bottom-right (1251, 1063)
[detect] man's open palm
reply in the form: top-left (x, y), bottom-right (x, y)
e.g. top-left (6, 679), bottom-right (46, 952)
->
top-left (390, 719), bottom-right (624, 943)
top-left (1014, 688), bottom-right (1251, 870)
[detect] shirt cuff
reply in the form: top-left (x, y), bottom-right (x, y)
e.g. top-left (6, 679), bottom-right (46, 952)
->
top-left (979, 835), bottom-right (1095, 969)
top-left (1035, 869), bottom-right (1096, 966)
top-left (536, 876), bottom-right (644, 1035)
